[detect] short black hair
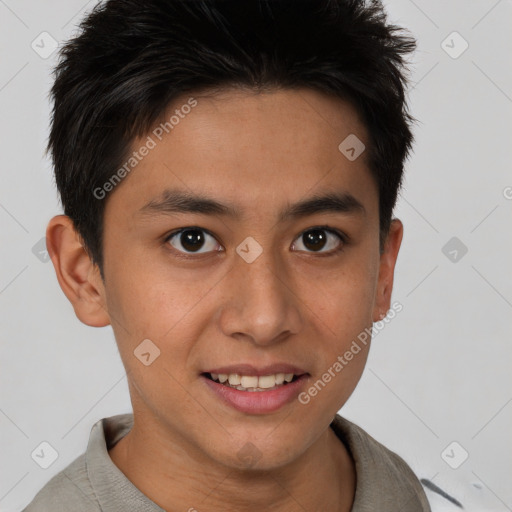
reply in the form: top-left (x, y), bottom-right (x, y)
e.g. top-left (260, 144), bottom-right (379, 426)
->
top-left (47, 0), bottom-right (417, 278)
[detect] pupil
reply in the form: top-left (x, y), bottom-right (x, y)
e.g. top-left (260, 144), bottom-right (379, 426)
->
top-left (181, 230), bottom-right (204, 252)
top-left (304, 230), bottom-right (326, 251)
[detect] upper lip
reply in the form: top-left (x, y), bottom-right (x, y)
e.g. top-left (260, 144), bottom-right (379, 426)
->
top-left (203, 363), bottom-right (308, 377)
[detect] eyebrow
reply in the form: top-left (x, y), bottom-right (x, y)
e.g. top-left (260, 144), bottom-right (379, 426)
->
top-left (138, 188), bottom-right (366, 222)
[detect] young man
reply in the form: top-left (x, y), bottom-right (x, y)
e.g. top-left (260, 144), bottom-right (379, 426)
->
top-left (25, 0), bottom-right (434, 510)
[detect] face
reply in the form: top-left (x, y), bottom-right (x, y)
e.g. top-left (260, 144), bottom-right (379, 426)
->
top-left (51, 87), bottom-right (402, 471)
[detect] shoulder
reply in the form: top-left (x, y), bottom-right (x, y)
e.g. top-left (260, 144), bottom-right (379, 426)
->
top-left (22, 452), bottom-right (100, 511)
top-left (331, 414), bottom-right (431, 511)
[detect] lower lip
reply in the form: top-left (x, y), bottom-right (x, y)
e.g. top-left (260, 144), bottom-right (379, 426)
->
top-left (201, 374), bottom-right (309, 414)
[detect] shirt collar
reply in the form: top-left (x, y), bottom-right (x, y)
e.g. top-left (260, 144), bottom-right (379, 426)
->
top-left (85, 412), bottom-right (427, 511)
top-left (86, 413), bottom-right (164, 511)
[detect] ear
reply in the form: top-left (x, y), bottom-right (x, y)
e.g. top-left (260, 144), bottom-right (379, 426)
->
top-left (372, 218), bottom-right (403, 322)
top-left (46, 215), bottom-right (111, 327)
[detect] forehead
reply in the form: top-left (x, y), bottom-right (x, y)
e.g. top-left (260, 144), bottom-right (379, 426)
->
top-left (161, 87), bottom-right (369, 166)
top-left (105, 87), bottom-right (376, 218)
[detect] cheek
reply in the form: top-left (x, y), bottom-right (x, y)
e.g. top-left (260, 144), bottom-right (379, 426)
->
top-left (104, 251), bottom-right (214, 340)
top-left (296, 250), bottom-right (378, 396)
top-left (301, 256), bottom-right (378, 334)
top-left (298, 276), bottom-right (374, 414)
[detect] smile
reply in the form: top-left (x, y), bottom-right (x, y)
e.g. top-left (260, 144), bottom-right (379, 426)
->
top-left (201, 372), bottom-right (309, 414)
top-left (205, 372), bottom-right (299, 391)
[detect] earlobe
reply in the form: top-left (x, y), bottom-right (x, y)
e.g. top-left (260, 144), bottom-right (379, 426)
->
top-left (372, 219), bottom-right (403, 322)
top-left (46, 215), bottom-right (111, 327)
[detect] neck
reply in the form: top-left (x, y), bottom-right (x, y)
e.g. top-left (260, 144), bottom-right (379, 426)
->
top-left (108, 417), bottom-right (355, 512)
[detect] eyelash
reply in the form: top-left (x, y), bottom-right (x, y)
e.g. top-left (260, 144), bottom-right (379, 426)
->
top-left (163, 225), bottom-right (348, 260)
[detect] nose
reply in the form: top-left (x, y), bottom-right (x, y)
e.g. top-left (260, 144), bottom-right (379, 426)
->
top-left (217, 247), bottom-right (303, 346)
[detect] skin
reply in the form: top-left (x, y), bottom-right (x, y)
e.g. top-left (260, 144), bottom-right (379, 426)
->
top-left (46, 87), bottom-right (403, 512)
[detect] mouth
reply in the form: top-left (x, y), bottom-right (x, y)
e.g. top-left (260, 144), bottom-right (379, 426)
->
top-left (202, 371), bottom-right (302, 392)
top-left (200, 366), bottom-right (310, 414)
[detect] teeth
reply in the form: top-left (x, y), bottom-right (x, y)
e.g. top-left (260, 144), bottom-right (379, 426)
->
top-left (208, 372), bottom-right (299, 390)
top-left (275, 373), bottom-right (285, 385)
top-left (258, 375), bottom-right (278, 389)
top-left (240, 376), bottom-right (258, 388)
top-left (228, 374), bottom-right (241, 386)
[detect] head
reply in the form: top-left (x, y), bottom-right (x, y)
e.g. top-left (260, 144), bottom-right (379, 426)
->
top-left (46, 0), bottom-right (416, 470)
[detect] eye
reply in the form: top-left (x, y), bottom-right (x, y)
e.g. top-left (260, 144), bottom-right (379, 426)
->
top-left (165, 228), bottom-right (222, 255)
top-left (291, 226), bottom-right (346, 254)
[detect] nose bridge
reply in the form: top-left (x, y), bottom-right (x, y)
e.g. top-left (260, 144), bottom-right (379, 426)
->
top-left (219, 241), bottom-right (302, 344)
top-left (242, 249), bottom-right (286, 301)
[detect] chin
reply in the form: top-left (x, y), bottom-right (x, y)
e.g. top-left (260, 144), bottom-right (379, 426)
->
top-left (207, 433), bottom-right (304, 473)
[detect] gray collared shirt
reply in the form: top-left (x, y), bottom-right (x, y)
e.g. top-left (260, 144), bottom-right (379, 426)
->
top-left (23, 413), bottom-right (432, 511)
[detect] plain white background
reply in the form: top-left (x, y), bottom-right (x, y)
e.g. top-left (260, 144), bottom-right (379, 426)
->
top-left (1, 1), bottom-right (511, 511)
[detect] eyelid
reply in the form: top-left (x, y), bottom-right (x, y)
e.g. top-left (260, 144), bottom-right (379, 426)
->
top-left (164, 226), bottom-right (217, 242)
top-left (303, 225), bottom-right (348, 243)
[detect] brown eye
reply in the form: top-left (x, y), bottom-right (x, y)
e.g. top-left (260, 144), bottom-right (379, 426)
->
top-left (167, 228), bottom-right (220, 254)
top-left (303, 229), bottom-right (327, 251)
top-left (292, 227), bottom-right (345, 254)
